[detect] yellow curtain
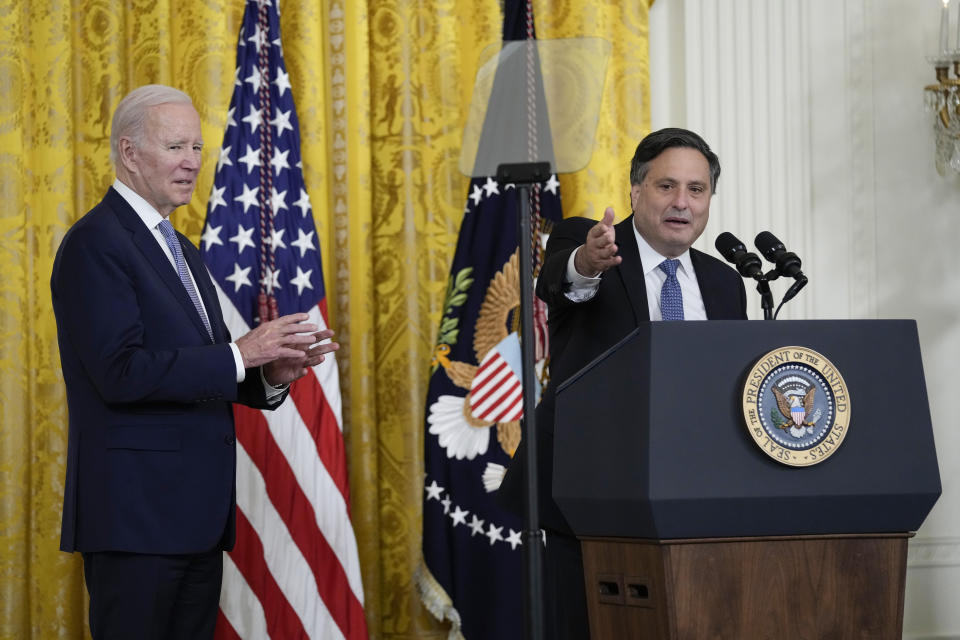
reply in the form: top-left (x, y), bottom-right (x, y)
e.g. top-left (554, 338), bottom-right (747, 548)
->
top-left (0, 0), bottom-right (650, 638)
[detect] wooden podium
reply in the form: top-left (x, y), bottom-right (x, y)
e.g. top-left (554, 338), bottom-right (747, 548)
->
top-left (552, 321), bottom-right (940, 639)
top-left (579, 534), bottom-right (908, 639)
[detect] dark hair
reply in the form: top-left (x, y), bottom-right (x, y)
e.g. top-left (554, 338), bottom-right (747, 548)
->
top-left (629, 128), bottom-right (721, 193)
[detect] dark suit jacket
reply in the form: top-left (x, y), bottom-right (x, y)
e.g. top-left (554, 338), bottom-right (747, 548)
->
top-left (501, 215), bottom-right (748, 532)
top-left (51, 187), bottom-right (283, 555)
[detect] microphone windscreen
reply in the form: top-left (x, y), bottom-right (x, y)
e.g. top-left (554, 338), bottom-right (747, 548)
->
top-left (754, 231), bottom-right (785, 261)
top-left (715, 232), bottom-right (746, 262)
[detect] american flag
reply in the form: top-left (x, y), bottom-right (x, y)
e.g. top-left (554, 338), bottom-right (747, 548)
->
top-left (200, 1), bottom-right (367, 638)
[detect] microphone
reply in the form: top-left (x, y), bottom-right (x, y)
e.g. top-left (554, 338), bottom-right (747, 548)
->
top-left (754, 231), bottom-right (805, 280)
top-left (715, 232), bottom-right (764, 280)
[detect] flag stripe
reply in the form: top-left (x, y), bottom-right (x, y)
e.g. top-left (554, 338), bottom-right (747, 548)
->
top-left (491, 385), bottom-right (523, 416)
top-left (473, 379), bottom-right (521, 414)
top-left (231, 508), bottom-right (310, 640)
top-left (474, 356), bottom-right (510, 385)
top-left (473, 377), bottom-right (520, 415)
top-left (305, 303), bottom-right (344, 425)
top-left (214, 612), bottom-right (243, 640)
top-left (236, 406), bottom-right (364, 637)
top-left (216, 562), bottom-right (257, 640)
top-left (479, 385), bottom-right (523, 423)
top-left (471, 362), bottom-right (512, 403)
top-left (472, 360), bottom-right (511, 399)
top-left (289, 369), bottom-right (350, 506)
top-left (256, 382), bottom-right (364, 598)
top-left (498, 391), bottom-right (524, 422)
top-left (234, 435), bottom-right (346, 640)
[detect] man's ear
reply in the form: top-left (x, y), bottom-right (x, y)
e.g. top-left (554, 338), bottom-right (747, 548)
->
top-left (629, 183), bottom-right (642, 213)
top-left (117, 137), bottom-right (138, 173)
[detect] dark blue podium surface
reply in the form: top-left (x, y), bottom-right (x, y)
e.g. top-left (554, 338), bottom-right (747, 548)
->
top-left (553, 320), bottom-right (941, 539)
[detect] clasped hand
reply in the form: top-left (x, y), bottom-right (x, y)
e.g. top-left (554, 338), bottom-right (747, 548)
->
top-left (234, 313), bottom-right (340, 386)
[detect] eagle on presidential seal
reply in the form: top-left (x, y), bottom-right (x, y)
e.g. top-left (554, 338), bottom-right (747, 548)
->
top-left (772, 385), bottom-right (823, 438)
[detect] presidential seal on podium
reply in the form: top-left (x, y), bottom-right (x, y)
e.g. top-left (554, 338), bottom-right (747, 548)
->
top-left (742, 346), bottom-right (851, 467)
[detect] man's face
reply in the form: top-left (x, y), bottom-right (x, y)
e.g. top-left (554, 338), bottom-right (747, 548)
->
top-left (121, 102), bottom-right (203, 217)
top-left (630, 146), bottom-right (712, 258)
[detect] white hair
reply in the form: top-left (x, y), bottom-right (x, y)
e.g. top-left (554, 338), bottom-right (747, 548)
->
top-left (109, 85), bottom-right (193, 166)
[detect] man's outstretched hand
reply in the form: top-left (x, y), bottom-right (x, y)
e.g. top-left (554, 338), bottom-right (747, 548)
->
top-left (574, 206), bottom-right (622, 277)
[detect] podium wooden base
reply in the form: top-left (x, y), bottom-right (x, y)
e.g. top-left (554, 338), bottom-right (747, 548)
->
top-left (579, 534), bottom-right (909, 640)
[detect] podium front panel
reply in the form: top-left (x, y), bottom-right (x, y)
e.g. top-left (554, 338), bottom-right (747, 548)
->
top-left (553, 320), bottom-right (940, 538)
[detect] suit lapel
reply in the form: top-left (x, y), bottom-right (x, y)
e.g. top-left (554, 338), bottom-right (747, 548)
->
top-left (691, 248), bottom-right (725, 320)
top-left (613, 215), bottom-right (650, 324)
top-left (107, 188), bottom-right (217, 343)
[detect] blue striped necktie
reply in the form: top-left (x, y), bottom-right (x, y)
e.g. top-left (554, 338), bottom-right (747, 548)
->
top-left (158, 219), bottom-right (214, 342)
top-left (658, 259), bottom-right (684, 321)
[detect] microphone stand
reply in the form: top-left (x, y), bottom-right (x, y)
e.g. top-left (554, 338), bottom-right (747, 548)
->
top-left (756, 271), bottom-right (777, 320)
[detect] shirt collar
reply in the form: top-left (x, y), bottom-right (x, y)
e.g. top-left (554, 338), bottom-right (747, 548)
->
top-left (113, 178), bottom-right (166, 231)
top-left (631, 219), bottom-right (694, 277)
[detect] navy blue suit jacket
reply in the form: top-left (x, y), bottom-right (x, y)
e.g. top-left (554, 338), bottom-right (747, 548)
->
top-left (501, 215), bottom-right (748, 532)
top-left (52, 187), bottom-right (282, 554)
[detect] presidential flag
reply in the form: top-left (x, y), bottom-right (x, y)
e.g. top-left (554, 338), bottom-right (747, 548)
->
top-left (200, 1), bottom-right (367, 638)
top-left (417, 1), bottom-right (561, 632)
top-left (417, 171), bottom-right (561, 639)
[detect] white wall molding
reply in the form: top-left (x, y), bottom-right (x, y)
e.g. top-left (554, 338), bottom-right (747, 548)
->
top-left (909, 537), bottom-right (960, 568)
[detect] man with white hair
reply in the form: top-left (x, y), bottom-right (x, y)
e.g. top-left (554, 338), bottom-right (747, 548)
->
top-left (51, 84), bottom-right (334, 639)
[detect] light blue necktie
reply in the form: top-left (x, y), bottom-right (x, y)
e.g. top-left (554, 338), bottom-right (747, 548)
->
top-left (158, 219), bottom-right (214, 341)
top-left (658, 259), bottom-right (684, 321)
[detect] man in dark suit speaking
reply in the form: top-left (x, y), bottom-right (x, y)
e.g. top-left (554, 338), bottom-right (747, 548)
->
top-left (502, 128), bottom-right (748, 639)
top-left (51, 84), bottom-right (337, 639)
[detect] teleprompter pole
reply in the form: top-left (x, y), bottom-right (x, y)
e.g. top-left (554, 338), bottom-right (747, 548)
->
top-left (497, 161), bottom-right (550, 640)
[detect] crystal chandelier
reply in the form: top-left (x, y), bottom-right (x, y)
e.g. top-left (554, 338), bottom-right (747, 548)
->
top-left (925, 57), bottom-right (960, 175)
top-left (925, 0), bottom-right (960, 176)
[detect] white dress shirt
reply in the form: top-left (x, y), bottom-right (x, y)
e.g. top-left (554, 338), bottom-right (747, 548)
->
top-left (563, 221), bottom-right (707, 320)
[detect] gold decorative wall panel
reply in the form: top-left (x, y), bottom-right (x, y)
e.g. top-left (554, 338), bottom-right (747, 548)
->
top-left (0, 1), bottom-right (649, 637)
